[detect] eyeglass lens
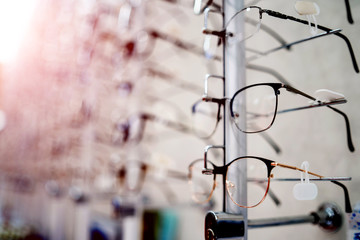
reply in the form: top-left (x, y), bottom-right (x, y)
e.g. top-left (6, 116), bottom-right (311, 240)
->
top-left (226, 157), bottom-right (269, 208)
top-left (226, 7), bottom-right (262, 44)
top-left (189, 158), bottom-right (271, 208)
top-left (192, 100), bottom-right (220, 138)
top-left (231, 84), bottom-right (277, 133)
top-left (189, 159), bottom-right (216, 203)
top-left (203, 10), bottom-right (223, 59)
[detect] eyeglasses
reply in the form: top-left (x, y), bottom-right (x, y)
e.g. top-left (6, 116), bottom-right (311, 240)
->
top-left (91, 28), bottom-right (213, 68)
top-left (201, 9), bottom-right (342, 64)
top-left (188, 156), bottom-right (352, 211)
top-left (203, 6), bottom-right (359, 73)
top-left (115, 158), bottom-right (190, 202)
top-left (202, 9), bottom-right (290, 60)
top-left (192, 81), bottom-right (354, 152)
top-left (111, 112), bottom-right (192, 146)
top-left (194, 0), bottom-right (353, 24)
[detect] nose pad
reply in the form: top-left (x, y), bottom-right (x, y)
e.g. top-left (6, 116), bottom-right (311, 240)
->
top-left (233, 111), bottom-right (240, 118)
top-left (226, 180), bottom-right (236, 197)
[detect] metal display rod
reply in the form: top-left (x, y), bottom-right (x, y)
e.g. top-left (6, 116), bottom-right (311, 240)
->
top-left (205, 202), bottom-right (343, 239)
top-left (223, 0), bottom-right (247, 239)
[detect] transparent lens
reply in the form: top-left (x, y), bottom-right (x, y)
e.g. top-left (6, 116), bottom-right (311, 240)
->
top-left (203, 10), bottom-right (223, 58)
top-left (226, 157), bottom-right (269, 208)
top-left (203, 34), bottom-right (221, 60)
top-left (226, 7), bottom-right (261, 44)
top-left (126, 162), bottom-right (145, 191)
top-left (128, 115), bottom-right (143, 141)
top-left (232, 85), bottom-right (277, 133)
top-left (188, 159), bottom-right (215, 203)
top-left (192, 100), bottom-right (219, 138)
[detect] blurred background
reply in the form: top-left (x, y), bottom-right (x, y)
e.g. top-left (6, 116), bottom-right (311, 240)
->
top-left (0, 0), bottom-right (358, 239)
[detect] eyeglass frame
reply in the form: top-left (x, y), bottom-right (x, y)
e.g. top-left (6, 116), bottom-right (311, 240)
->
top-left (203, 6), bottom-right (359, 73)
top-left (195, 0), bottom-right (354, 24)
top-left (196, 79), bottom-right (354, 152)
top-left (188, 145), bottom-right (352, 212)
top-left (111, 112), bottom-right (193, 146)
top-left (191, 74), bottom-right (282, 154)
top-left (201, 9), bottom-right (342, 64)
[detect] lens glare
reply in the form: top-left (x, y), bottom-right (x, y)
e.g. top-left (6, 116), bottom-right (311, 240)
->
top-left (188, 159), bottom-right (215, 203)
top-left (232, 84), bottom-right (277, 133)
top-left (226, 157), bottom-right (269, 208)
top-left (203, 34), bottom-right (221, 59)
top-left (192, 100), bottom-right (219, 138)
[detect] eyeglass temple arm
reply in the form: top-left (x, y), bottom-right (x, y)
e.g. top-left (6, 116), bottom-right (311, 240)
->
top-left (283, 85), bottom-right (355, 152)
top-left (246, 64), bottom-right (291, 85)
top-left (272, 162), bottom-right (323, 178)
top-left (326, 106), bottom-right (355, 152)
top-left (148, 29), bottom-right (221, 62)
top-left (283, 84), bottom-right (317, 101)
top-left (247, 29), bottom-right (341, 62)
top-left (331, 180), bottom-right (352, 213)
top-left (273, 162), bottom-right (353, 212)
top-left (258, 131), bottom-right (281, 154)
top-left (344, 0), bottom-right (354, 24)
top-left (263, 9), bottom-right (359, 73)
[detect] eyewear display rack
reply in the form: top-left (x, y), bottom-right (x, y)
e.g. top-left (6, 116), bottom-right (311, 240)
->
top-left (205, 1), bottom-right (348, 239)
top-left (223, 0), bottom-right (247, 227)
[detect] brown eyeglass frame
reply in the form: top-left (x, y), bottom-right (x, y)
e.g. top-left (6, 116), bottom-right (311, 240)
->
top-left (188, 156), bottom-right (352, 212)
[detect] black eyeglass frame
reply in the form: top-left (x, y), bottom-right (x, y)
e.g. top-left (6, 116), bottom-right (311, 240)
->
top-left (198, 82), bottom-right (354, 151)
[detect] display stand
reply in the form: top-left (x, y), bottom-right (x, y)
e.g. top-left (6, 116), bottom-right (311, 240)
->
top-left (223, 0), bottom-right (247, 239)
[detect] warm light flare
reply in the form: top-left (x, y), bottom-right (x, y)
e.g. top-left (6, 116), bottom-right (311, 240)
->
top-left (0, 0), bottom-right (38, 63)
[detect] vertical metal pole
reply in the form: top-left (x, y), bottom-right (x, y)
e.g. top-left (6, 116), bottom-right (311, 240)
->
top-left (223, 0), bottom-right (247, 239)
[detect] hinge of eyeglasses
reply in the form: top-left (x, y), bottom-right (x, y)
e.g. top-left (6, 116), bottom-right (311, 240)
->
top-left (202, 168), bottom-right (214, 175)
top-left (202, 28), bottom-right (226, 38)
top-left (202, 95), bottom-right (213, 102)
